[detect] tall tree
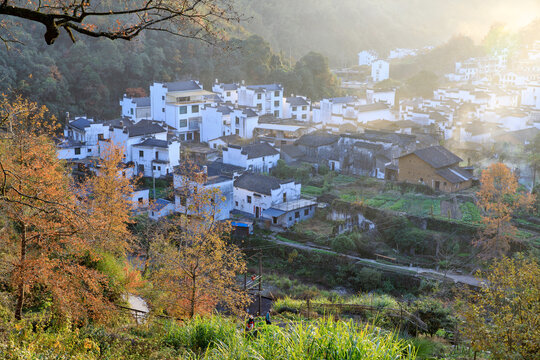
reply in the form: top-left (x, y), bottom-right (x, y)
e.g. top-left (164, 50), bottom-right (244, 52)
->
top-left (80, 142), bottom-right (135, 256)
top-left (460, 256), bottom-right (540, 359)
top-left (0, 96), bottom-right (110, 321)
top-left (150, 163), bottom-right (248, 318)
top-left (474, 163), bottom-right (535, 259)
top-left (0, 1), bottom-right (241, 46)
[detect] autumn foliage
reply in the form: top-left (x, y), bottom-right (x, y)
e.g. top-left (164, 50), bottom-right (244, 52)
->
top-left (474, 163), bottom-right (535, 259)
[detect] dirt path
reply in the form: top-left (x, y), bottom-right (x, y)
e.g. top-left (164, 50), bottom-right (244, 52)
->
top-left (267, 236), bottom-right (481, 287)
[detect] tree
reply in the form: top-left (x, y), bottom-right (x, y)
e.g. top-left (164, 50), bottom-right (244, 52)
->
top-left (474, 163), bottom-right (535, 259)
top-left (526, 132), bottom-right (540, 188)
top-left (0, 1), bottom-right (241, 46)
top-left (0, 96), bottom-right (110, 321)
top-left (80, 142), bottom-right (135, 256)
top-left (149, 163), bottom-right (248, 318)
top-left (459, 256), bottom-right (540, 359)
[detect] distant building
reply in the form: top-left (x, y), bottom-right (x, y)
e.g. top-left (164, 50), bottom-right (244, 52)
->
top-left (199, 105), bottom-right (259, 142)
top-left (222, 143), bottom-right (280, 173)
top-left (237, 84), bottom-right (283, 118)
top-left (212, 81), bottom-right (240, 104)
top-left (119, 96), bottom-right (151, 123)
top-left (131, 138), bottom-right (180, 177)
top-left (388, 48), bottom-right (417, 59)
top-left (397, 146), bottom-right (473, 192)
top-left (358, 50), bottom-right (378, 66)
top-left (371, 60), bottom-right (390, 82)
top-left (283, 96), bottom-right (310, 121)
top-left (149, 198), bottom-right (175, 220)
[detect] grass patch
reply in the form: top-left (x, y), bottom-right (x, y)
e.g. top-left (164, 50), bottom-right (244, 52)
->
top-left (301, 185), bottom-right (324, 196)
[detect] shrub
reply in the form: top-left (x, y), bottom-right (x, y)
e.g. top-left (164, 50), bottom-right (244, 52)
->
top-left (412, 297), bottom-right (456, 337)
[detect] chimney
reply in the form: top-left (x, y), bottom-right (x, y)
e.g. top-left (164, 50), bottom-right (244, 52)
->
top-left (65, 112), bottom-right (70, 126)
top-left (202, 165), bottom-right (208, 175)
top-left (215, 78), bottom-right (219, 84)
top-left (241, 80), bottom-right (245, 85)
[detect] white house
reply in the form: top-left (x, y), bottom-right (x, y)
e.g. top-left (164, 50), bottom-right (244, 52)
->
top-left (358, 50), bottom-right (378, 66)
top-left (200, 105), bottom-right (259, 142)
top-left (149, 198), bottom-right (175, 220)
top-left (283, 96), bottom-right (311, 121)
top-left (107, 119), bottom-right (168, 163)
top-left (388, 48), bottom-right (417, 59)
top-left (222, 143), bottom-right (280, 173)
top-left (131, 138), bottom-right (181, 177)
top-left (521, 83), bottom-right (540, 109)
top-left (149, 80), bottom-right (217, 141)
top-left (59, 117), bottom-right (110, 159)
top-left (318, 96), bottom-right (364, 125)
top-left (119, 96), bottom-right (151, 123)
top-left (366, 88), bottom-right (396, 107)
top-left (371, 60), bottom-right (390, 82)
top-left (212, 82), bottom-right (239, 104)
top-left (233, 173), bottom-right (301, 219)
top-left (237, 84), bottom-right (283, 118)
top-left (356, 103), bottom-right (394, 124)
top-left (173, 165), bottom-right (237, 221)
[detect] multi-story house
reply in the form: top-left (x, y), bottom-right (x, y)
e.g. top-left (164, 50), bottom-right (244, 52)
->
top-left (58, 117), bottom-right (110, 160)
top-left (107, 119), bottom-right (168, 162)
top-left (283, 96), bottom-right (310, 121)
top-left (119, 96), bottom-right (151, 123)
top-left (149, 80), bottom-right (217, 141)
top-left (358, 50), bottom-right (377, 66)
top-left (371, 60), bottom-right (390, 82)
top-left (237, 84), bottom-right (283, 118)
top-left (212, 82), bottom-right (239, 103)
top-left (222, 143), bottom-right (280, 173)
top-left (131, 137), bottom-right (181, 177)
top-left (199, 105), bottom-right (259, 142)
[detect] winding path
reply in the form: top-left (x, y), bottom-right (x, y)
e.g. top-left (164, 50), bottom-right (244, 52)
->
top-left (267, 236), bottom-right (481, 287)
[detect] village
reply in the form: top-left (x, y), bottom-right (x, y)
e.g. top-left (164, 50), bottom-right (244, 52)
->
top-left (56, 40), bottom-right (540, 241)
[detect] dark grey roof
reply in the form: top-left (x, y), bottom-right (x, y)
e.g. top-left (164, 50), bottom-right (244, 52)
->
top-left (242, 108), bottom-right (258, 117)
top-left (133, 97), bottom-right (151, 107)
top-left (280, 144), bottom-right (305, 159)
top-left (153, 198), bottom-right (172, 211)
top-left (128, 120), bottom-right (167, 138)
top-left (102, 117), bottom-right (135, 128)
top-left (247, 84), bottom-right (283, 91)
top-left (216, 105), bottom-right (233, 115)
top-left (296, 132), bottom-right (339, 147)
top-left (234, 173), bottom-right (292, 195)
top-left (436, 167), bottom-right (472, 183)
top-left (164, 80), bottom-right (202, 92)
top-left (237, 143), bottom-right (279, 159)
top-left (356, 102), bottom-right (389, 112)
top-left (136, 138), bottom-right (169, 148)
top-left (405, 146), bottom-right (462, 169)
top-left (57, 138), bottom-right (84, 148)
top-left (329, 96), bottom-right (357, 104)
top-left (286, 97), bottom-right (309, 106)
top-left (206, 160), bottom-right (244, 178)
top-left (353, 141), bottom-right (384, 151)
top-left (69, 117), bottom-right (91, 130)
top-left (221, 83), bottom-right (239, 91)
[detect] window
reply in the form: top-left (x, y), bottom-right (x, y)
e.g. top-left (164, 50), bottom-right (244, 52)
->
top-left (273, 217), bottom-right (278, 224)
top-left (274, 110), bottom-right (279, 117)
top-left (283, 193), bottom-right (287, 202)
top-left (179, 119), bottom-right (187, 128)
top-left (139, 150), bottom-right (144, 158)
top-left (187, 133), bottom-right (193, 140)
top-left (88, 148), bottom-right (92, 153)
top-left (180, 196), bottom-right (187, 206)
top-left (257, 104), bottom-right (262, 110)
top-left (235, 117), bottom-right (240, 125)
top-left (162, 108), bottom-right (165, 113)
top-left (130, 108), bottom-right (134, 115)
top-left (292, 114), bottom-right (297, 119)
top-left (292, 106), bottom-right (297, 111)
top-left (247, 195), bottom-right (252, 204)
top-left (98, 134), bottom-right (104, 141)
top-left (235, 201), bottom-right (238, 206)
top-left (274, 91), bottom-right (280, 97)
top-left (304, 209), bottom-right (309, 216)
top-left (302, 114), bottom-right (307, 119)
top-left (226, 91), bottom-right (231, 96)
top-left (151, 211), bottom-right (155, 216)
top-left (162, 95), bottom-right (165, 100)
top-left (274, 100), bottom-right (279, 107)
top-left (180, 134), bottom-right (186, 141)
top-left (257, 94), bottom-right (262, 100)
top-left (235, 129), bottom-right (240, 135)
top-left (302, 106), bottom-right (307, 111)
top-left (155, 151), bottom-right (159, 159)
top-left (295, 211), bottom-right (300, 219)
top-left (158, 166), bottom-right (161, 171)
top-left (138, 197), bottom-right (143, 204)
top-left (192, 105), bottom-right (199, 113)
top-left (179, 106), bottom-right (187, 114)
top-left (152, 166), bottom-right (156, 170)
top-left (122, 171), bottom-right (126, 177)
top-left (176, 96), bottom-right (189, 102)
top-left (75, 148), bottom-right (81, 155)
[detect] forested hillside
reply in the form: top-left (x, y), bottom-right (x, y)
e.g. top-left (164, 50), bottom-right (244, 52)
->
top-left (240, 0), bottom-right (540, 65)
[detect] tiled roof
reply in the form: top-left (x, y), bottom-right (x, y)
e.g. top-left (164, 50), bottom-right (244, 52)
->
top-left (238, 143), bottom-right (279, 159)
top-left (286, 97), bottom-right (309, 106)
top-left (69, 117), bottom-right (91, 130)
top-left (221, 83), bottom-right (239, 91)
top-left (246, 84), bottom-right (282, 91)
top-left (405, 146), bottom-right (462, 169)
top-left (234, 173), bottom-right (293, 195)
top-left (135, 138), bottom-right (169, 148)
top-left (436, 167), bottom-right (472, 183)
top-left (128, 120), bottom-right (167, 137)
top-left (296, 131), bottom-right (339, 147)
top-left (164, 80), bottom-right (202, 92)
top-left (280, 144), bottom-right (305, 159)
top-left (356, 102), bottom-right (389, 112)
top-left (133, 97), bottom-right (151, 107)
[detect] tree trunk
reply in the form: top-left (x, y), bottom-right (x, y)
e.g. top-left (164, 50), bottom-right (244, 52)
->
top-left (189, 274), bottom-right (196, 319)
top-left (15, 224), bottom-right (27, 320)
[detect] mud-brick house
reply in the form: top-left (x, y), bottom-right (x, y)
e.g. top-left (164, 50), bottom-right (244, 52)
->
top-left (397, 146), bottom-right (473, 192)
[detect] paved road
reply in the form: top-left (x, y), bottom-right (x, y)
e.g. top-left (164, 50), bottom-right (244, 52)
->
top-left (267, 236), bottom-right (481, 287)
